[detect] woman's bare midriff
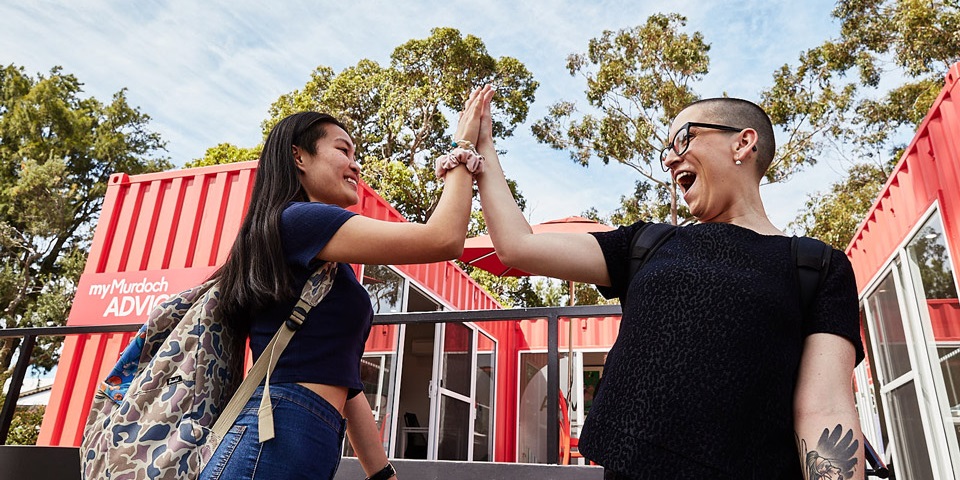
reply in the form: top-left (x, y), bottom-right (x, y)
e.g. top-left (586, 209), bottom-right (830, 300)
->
top-left (298, 382), bottom-right (348, 415)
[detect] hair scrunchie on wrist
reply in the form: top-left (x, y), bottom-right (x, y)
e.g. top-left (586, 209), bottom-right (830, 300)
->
top-left (435, 146), bottom-right (485, 179)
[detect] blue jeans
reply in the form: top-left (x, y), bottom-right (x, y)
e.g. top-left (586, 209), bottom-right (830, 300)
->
top-left (200, 383), bottom-right (346, 480)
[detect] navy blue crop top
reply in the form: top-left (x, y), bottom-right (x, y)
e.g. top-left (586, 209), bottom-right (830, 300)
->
top-left (248, 202), bottom-right (374, 398)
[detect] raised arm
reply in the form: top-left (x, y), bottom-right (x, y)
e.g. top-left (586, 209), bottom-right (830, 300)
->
top-left (793, 333), bottom-right (865, 480)
top-left (473, 89), bottom-right (611, 286)
top-left (320, 87), bottom-right (492, 266)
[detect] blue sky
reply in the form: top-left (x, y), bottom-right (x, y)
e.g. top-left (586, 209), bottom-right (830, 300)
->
top-left (1, 0), bottom-right (851, 229)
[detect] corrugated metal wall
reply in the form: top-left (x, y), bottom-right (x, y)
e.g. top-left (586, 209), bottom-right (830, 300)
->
top-left (846, 63), bottom-right (960, 291)
top-left (516, 316), bottom-right (623, 351)
top-left (38, 160), bottom-right (501, 447)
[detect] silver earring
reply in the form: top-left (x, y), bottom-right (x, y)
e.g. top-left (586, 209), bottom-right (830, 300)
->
top-left (735, 159), bottom-right (742, 165)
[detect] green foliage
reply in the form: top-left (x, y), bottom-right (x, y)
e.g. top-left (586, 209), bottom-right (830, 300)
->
top-left (608, 180), bottom-right (693, 226)
top-left (186, 142), bottom-right (260, 168)
top-left (768, 0), bottom-right (958, 245)
top-left (0, 64), bottom-right (170, 376)
top-left (364, 264), bottom-right (404, 313)
top-left (761, 51), bottom-right (857, 184)
top-left (5, 405), bottom-right (45, 445)
top-left (532, 13), bottom-right (709, 225)
top-left (572, 282), bottom-right (617, 307)
top-left (465, 266), bottom-right (615, 308)
top-left (534, 279), bottom-right (567, 307)
top-left (579, 179), bottom-right (692, 228)
top-left (465, 268), bottom-right (531, 308)
top-left (831, 0), bottom-right (959, 81)
top-left (254, 28), bottom-right (539, 225)
top-left (907, 226), bottom-right (959, 300)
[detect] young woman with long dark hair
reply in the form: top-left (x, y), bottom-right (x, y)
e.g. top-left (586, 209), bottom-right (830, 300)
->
top-left (201, 86), bottom-right (493, 480)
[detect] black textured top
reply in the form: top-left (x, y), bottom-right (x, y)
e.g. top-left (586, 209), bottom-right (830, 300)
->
top-left (249, 202), bottom-right (373, 399)
top-left (580, 221), bottom-right (863, 478)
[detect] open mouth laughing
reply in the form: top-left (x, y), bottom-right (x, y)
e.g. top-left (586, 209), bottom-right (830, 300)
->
top-left (676, 171), bottom-right (696, 193)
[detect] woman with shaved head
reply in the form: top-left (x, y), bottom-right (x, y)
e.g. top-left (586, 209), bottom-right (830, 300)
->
top-left (474, 93), bottom-right (865, 479)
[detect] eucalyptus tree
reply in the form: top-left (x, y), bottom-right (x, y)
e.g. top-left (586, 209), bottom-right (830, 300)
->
top-left (0, 64), bottom-right (170, 381)
top-left (531, 13), bottom-right (706, 226)
top-left (194, 27), bottom-right (538, 227)
top-left (764, 0), bottom-right (959, 247)
top-left (189, 28), bottom-right (542, 305)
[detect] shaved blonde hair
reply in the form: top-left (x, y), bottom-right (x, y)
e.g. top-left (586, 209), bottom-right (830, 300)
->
top-left (686, 98), bottom-right (775, 177)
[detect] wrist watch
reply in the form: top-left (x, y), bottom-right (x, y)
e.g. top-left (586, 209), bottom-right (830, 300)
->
top-left (365, 462), bottom-right (396, 480)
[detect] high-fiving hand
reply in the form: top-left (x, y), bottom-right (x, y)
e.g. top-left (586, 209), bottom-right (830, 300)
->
top-left (454, 85), bottom-right (494, 146)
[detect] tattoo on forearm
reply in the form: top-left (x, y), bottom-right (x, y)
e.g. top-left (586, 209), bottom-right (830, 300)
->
top-left (797, 425), bottom-right (859, 480)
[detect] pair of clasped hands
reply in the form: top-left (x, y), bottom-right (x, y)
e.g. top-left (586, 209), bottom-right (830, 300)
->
top-left (435, 86), bottom-right (496, 180)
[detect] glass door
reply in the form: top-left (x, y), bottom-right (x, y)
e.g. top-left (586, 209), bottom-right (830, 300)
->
top-left (429, 322), bottom-right (475, 460)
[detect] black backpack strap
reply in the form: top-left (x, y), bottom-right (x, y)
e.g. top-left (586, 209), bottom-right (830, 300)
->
top-left (629, 223), bottom-right (679, 280)
top-left (792, 236), bottom-right (832, 317)
top-left (791, 236), bottom-right (887, 477)
top-left (620, 222), bottom-right (677, 313)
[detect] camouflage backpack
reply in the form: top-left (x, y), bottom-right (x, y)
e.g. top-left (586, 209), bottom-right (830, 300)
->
top-left (80, 262), bottom-right (338, 479)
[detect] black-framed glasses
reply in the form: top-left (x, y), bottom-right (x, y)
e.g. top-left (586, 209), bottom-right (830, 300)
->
top-left (659, 122), bottom-right (745, 171)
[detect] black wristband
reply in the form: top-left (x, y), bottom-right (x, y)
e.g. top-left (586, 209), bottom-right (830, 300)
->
top-left (365, 462), bottom-right (396, 480)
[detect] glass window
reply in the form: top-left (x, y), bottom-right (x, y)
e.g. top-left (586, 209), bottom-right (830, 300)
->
top-left (474, 333), bottom-right (496, 461)
top-left (938, 345), bottom-right (960, 428)
top-left (437, 396), bottom-right (471, 460)
top-left (353, 265), bottom-right (404, 456)
top-left (362, 264), bottom-right (404, 313)
top-left (582, 367), bottom-right (601, 418)
top-left (359, 355), bottom-right (390, 420)
top-left (517, 349), bottom-right (570, 464)
top-left (867, 273), bottom-right (912, 381)
top-left (441, 324), bottom-right (473, 397)
top-left (407, 284), bottom-right (441, 312)
top-left (907, 216), bottom-right (959, 303)
top-left (857, 304), bottom-right (889, 450)
top-left (888, 381), bottom-right (936, 479)
top-left (865, 268), bottom-right (938, 473)
top-left (342, 351), bottom-right (399, 457)
top-left (517, 351), bottom-right (549, 464)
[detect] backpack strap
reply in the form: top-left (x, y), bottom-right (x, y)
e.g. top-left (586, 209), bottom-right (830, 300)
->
top-left (791, 236), bottom-right (832, 318)
top-left (623, 223), bottom-right (678, 311)
top-left (791, 236), bottom-right (889, 471)
top-left (629, 223), bottom-right (679, 280)
top-left (212, 261), bottom-right (339, 443)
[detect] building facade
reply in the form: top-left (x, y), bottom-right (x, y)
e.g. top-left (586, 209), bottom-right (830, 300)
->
top-left (847, 62), bottom-right (960, 479)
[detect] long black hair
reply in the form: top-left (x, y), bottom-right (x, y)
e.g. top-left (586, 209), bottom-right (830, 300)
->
top-left (214, 112), bottom-right (349, 329)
